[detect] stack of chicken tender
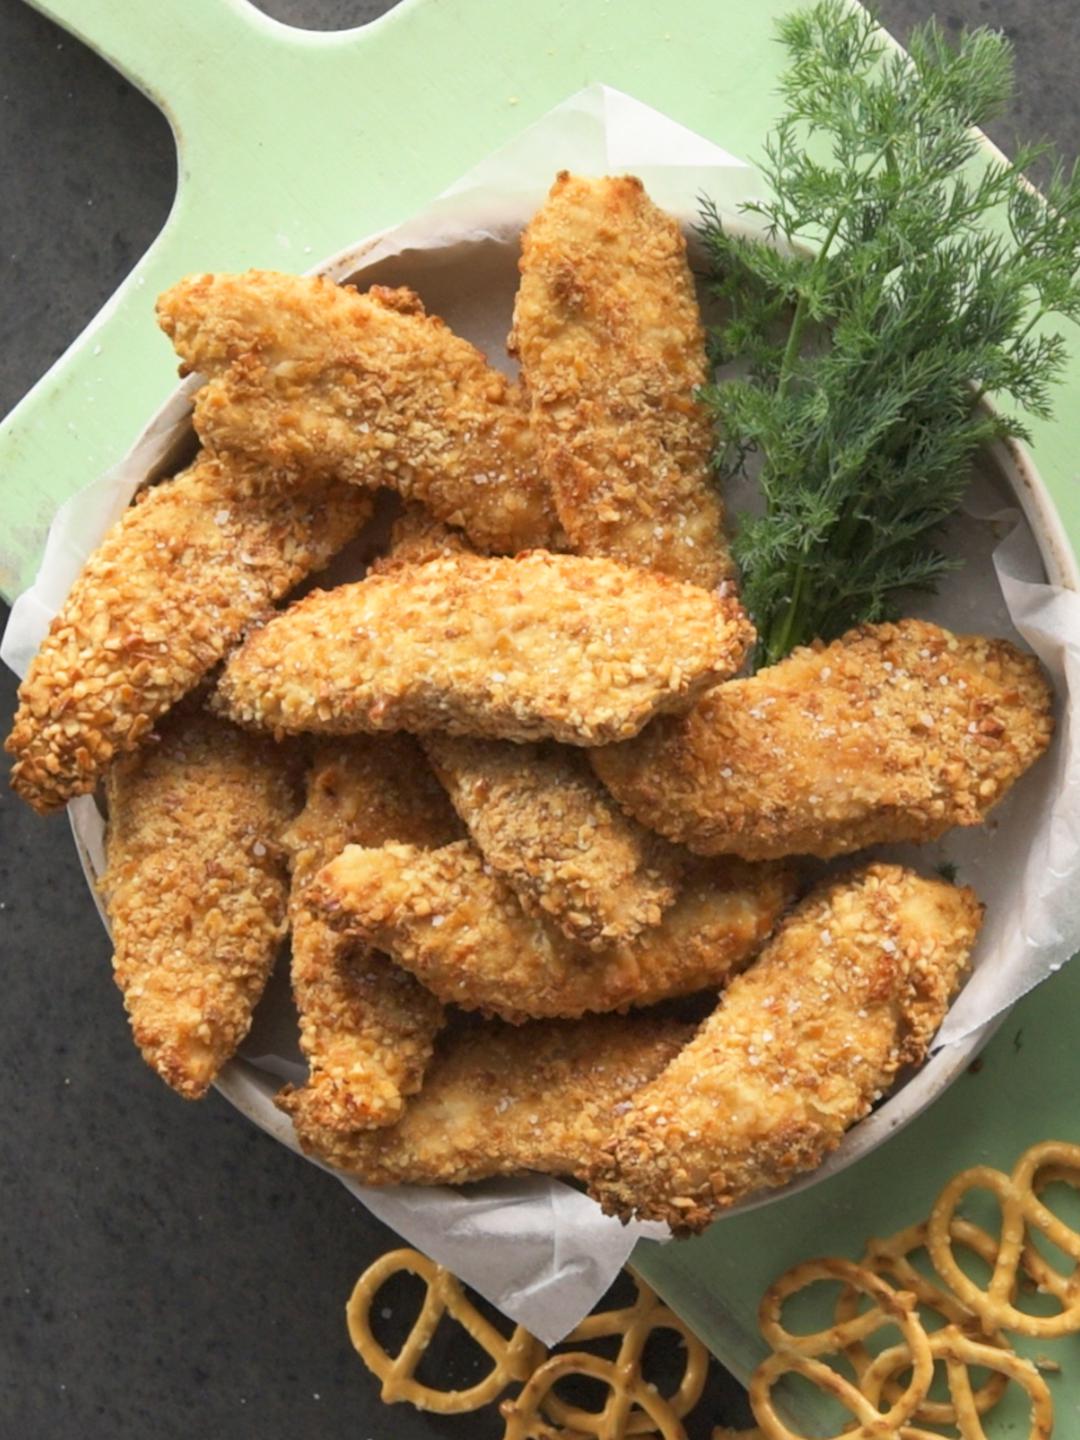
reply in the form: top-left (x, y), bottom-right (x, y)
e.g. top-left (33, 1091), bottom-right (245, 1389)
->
top-left (5, 173), bottom-right (1054, 1232)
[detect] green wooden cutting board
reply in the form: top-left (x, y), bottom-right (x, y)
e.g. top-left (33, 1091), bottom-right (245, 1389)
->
top-left (5, 1), bottom-right (1080, 1431)
top-left (9, 0), bottom-right (1078, 604)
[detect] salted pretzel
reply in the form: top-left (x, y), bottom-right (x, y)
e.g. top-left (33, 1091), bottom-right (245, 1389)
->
top-left (927, 1141), bottom-right (1080, 1338)
top-left (836, 1219), bottom-right (1010, 1425)
top-left (345, 1247), bottom-right (544, 1412)
top-left (347, 1248), bottom-right (708, 1432)
top-left (859, 1324), bottom-right (1054, 1440)
top-left (545, 1271), bottom-right (709, 1434)
top-left (750, 1257), bottom-right (934, 1440)
top-left (500, 1351), bottom-right (688, 1439)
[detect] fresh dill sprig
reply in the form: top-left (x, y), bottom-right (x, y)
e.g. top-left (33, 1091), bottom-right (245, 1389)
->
top-left (699, 0), bottom-right (1080, 669)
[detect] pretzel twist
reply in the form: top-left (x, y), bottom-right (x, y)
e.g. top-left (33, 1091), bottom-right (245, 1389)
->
top-left (836, 1219), bottom-right (1009, 1425)
top-left (345, 1248), bottom-right (544, 1412)
top-left (751, 1258), bottom-right (934, 1439)
top-left (927, 1141), bottom-right (1080, 1338)
top-left (859, 1324), bottom-right (1054, 1440)
top-left (346, 1250), bottom-right (707, 1433)
top-left (546, 1272), bottom-right (709, 1434)
top-left (500, 1351), bottom-right (688, 1439)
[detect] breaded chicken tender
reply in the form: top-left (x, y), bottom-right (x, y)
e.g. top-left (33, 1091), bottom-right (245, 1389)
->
top-left (590, 864), bottom-right (982, 1232)
top-left (294, 1011), bottom-right (695, 1185)
top-left (423, 735), bottom-right (684, 947)
top-left (368, 502), bottom-right (471, 578)
top-left (157, 272), bottom-right (561, 554)
top-left (592, 619), bottom-right (1054, 860)
top-left (312, 840), bottom-right (795, 1023)
top-left (101, 709), bottom-right (298, 1099)
top-left (510, 173), bottom-right (731, 588)
top-left (214, 552), bottom-right (753, 746)
top-left (276, 736), bottom-right (463, 1134)
top-left (6, 452), bottom-right (371, 814)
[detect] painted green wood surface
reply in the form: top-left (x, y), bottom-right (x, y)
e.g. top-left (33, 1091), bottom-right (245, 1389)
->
top-left (5, 2), bottom-right (1080, 1429)
top-left (8, 0), bottom-right (1079, 602)
top-left (3, 0), bottom-right (791, 597)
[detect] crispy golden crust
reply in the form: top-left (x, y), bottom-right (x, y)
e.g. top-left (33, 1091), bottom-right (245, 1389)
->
top-left (422, 735), bottom-right (685, 947)
top-left (312, 840), bottom-right (796, 1023)
top-left (286, 739), bottom-right (463, 891)
top-left (592, 619), bottom-right (1054, 860)
top-left (590, 864), bottom-right (983, 1232)
top-left (368, 503), bottom-right (471, 578)
top-left (293, 1011), bottom-right (695, 1185)
top-left (5, 453), bottom-right (371, 814)
top-left (157, 272), bottom-right (562, 555)
top-left (214, 552), bottom-right (754, 746)
top-left (510, 173), bottom-right (731, 588)
top-left (276, 735), bottom-right (462, 1133)
top-left (101, 710), bottom-right (298, 1100)
top-left (280, 935), bottom-right (443, 1134)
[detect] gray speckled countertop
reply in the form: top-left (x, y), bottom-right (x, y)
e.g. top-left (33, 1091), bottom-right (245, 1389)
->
top-left (1, 2), bottom-right (1077, 1436)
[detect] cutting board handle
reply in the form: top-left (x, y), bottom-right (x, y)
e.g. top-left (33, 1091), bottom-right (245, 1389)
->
top-left (29, 0), bottom-right (293, 124)
top-left (4, 0), bottom-right (387, 601)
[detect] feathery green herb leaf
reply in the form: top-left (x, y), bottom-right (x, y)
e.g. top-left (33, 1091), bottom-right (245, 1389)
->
top-left (700, 0), bottom-right (1080, 668)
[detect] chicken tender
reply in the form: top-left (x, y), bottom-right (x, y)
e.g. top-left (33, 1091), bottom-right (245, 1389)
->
top-left (510, 173), bottom-right (731, 588)
top-left (423, 735), bottom-right (684, 947)
top-left (277, 736), bottom-right (463, 1134)
top-left (312, 840), bottom-right (795, 1023)
top-left (293, 1011), bottom-right (695, 1186)
top-left (157, 272), bottom-right (561, 554)
top-left (5, 452), bottom-right (370, 814)
top-left (592, 619), bottom-right (1054, 860)
top-left (590, 864), bottom-right (982, 1232)
top-left (101, 710), bottom-right (298, 1099)
top-left (368, 502), bottom-right (471, 578)
top-left (214, 552), bottom-right (753, 746)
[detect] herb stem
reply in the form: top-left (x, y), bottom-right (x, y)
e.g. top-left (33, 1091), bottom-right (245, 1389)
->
top-left (766, 563), bottom-right (808, 665)
top-left (776, 295), bottom-right (810, 398)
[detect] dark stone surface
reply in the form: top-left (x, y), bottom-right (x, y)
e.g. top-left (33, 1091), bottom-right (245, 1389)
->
top-left (1, 1), bottom-right (1077, 1436)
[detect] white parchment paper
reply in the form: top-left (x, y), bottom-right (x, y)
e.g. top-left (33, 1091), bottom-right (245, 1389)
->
top-left (4, 84), bottom-right (1080, 1341)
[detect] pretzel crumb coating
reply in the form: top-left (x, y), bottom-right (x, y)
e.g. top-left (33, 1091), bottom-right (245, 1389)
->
top-left (157, 271), bottom-right (562, 554)
top-left (368, 503), bottom-right (472, 578)
top-left (5, 452), bottom-right (372, 814)
top-left (312, 839), bottom-right (796, 1022)
top-left (276, 735), bottom-right (462, 1133)
top-left (293, 1011), bottom-right (695, 1185)
top-left (590, 863), bottom-right (982, 1232)
top-left (511, 172), bottom-right (731, 588)
top-left (592, 618), bottom-right (1054, 860)
top-left (422, 734), bottom-right (685, 947)
top-left (215, 552), bottom-right (754, 746)
top-left (101, 710), bottom-right (298, 1099)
